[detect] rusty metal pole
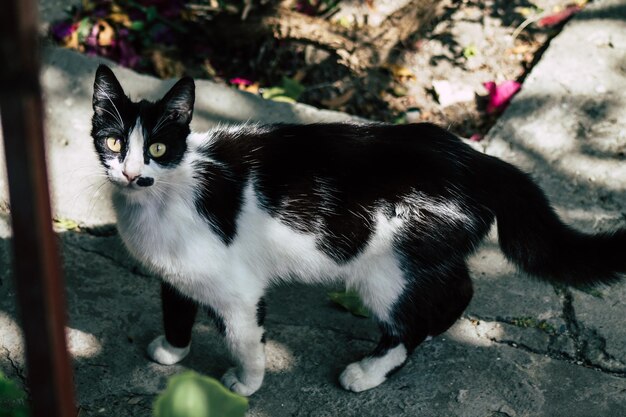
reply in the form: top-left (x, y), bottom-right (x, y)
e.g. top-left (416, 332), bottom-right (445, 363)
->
top-left (0, 1), bottom-right (77, 417)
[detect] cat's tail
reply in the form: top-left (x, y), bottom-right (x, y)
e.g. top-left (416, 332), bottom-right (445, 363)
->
top-left (479, 153), bottom-right (626, 287)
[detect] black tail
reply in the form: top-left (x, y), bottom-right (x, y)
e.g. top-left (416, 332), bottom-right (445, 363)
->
top-left (478, 154), bottom-right (626, 287)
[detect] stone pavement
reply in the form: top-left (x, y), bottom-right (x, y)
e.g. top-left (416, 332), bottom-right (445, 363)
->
top-left (1, 1), bottom-right (625, 415)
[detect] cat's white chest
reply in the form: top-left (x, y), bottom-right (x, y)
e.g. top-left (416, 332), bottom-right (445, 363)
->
top-left (113, 191), bottom-right (227, 280)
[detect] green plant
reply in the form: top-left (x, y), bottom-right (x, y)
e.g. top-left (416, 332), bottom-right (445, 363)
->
top-left (154, 371), bottom-right (248, 417)
top-left (0, 371), bottom-right (29, 417)
top-left (328, 289), bottom-right (370, 318)
top-left (261, 77), bottom-right (306, 103)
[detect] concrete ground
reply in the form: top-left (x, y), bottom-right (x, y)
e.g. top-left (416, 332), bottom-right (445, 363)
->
top-left (1, 0), bottom-right (625, 416)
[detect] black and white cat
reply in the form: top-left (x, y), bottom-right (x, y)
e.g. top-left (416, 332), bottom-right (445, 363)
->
top-left (91, 64), bottom-right (625, 396)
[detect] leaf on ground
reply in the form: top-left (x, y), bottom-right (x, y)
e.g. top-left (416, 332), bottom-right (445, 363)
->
top-left (110, 12), bottom-right (133, 28)
top-left (384, 64), bottom-right (415, 82)
top-left (514, 6), bottom-right (543, 17)
top-left (53, 218), bottom-right (80, 232)
top-left (262, 77), bottom-right (305, 103)
top-left (94, 19), bottom-right (115, 47)
top-left (328, 290), bottom-right (370, 318)
top-left (76, 17), bottom-right (92, 44)
top-left (0, 370), bottom-right (29, 417)
top-left (281, 77), bottom-right (306, 100)
top-left (320, 89), bottom-right (355, 109)
top-left (151, 48), bottom-right (185, 78)
top-left (462, 44), bottom-right (478, 59)
top-left (153, 371), bottom-right (248, 417)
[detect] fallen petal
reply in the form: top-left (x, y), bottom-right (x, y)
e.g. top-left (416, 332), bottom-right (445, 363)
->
top-left (230, 77), bottom-right (253, 86)
top-left (484, 80), bottom-right (521, 114)
top-left (537, 5), bottom-right (582, 27)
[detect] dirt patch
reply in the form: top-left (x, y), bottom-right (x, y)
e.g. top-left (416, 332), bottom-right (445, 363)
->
top-left (50, 0), bottom-right (586, 137)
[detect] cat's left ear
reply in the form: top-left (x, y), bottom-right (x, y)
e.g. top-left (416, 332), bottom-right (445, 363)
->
top-left (93, 64), bottom-right (127, 115)
top-left (160, 77), bottom-right (195, 125)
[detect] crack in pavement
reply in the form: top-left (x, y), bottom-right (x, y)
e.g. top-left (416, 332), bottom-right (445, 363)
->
top-left (555, 285), bottom-right (626, 376)
top-left (466, 312), bottom-right (626, 378)
top-left (0, 346), bottom-right (27, 390)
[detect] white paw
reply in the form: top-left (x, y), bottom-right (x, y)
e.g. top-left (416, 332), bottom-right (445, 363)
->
top-left (221, 367), bottom-right (262, 397)
top-left (147, 335), bottom-right (190, 365)
top-left (339, 362), bottom-right (386, 392)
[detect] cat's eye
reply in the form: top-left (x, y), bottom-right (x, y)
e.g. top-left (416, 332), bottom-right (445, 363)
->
top-left (106, 137), bottom-right (122, 153)
top-left (149, 142), bottom-right (167, 158)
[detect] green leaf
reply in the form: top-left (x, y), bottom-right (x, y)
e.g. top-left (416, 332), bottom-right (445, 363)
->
top-left (261, 77), bottom-right (305, 103)
top-left (130, 21), bottom-right (145, 31)
top-left (328, 290), bottom-right (370, 318)
top-left (262, 86), bottom-right (288, 100)
top-left (392, 113), bottom-right (408, 125)
top-left (280, 77), bottom-right (305, 101)
top-left (153, 371), bottom-right (248, 417)
top-left (0, 370), bottom-right (29, 417)
top-left (146, 6), bottom-right (159, 22)
top-left (52, 217), bottom-right (80, 232)
top-left (463, 44), bottom-right (478, 59)
top-left (76, 17), bottom-right (92, 44)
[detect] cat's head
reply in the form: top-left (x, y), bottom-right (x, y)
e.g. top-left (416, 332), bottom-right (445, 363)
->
top-left (91, 64), bottom-right (195, 193)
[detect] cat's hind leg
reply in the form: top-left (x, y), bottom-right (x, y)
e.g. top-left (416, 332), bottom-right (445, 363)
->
top-left (147, 282), bottom-right (198, 365)
top-left (340, 260), bottom-right (473, 392)
top-left (339, 257), bottom-right (417, 393)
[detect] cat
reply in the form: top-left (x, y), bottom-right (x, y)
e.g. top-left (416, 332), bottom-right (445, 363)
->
top-left (91, 64), bottom-right (626, 396)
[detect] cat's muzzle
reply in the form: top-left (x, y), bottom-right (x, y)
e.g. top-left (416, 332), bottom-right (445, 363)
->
top-left (136, 177), bottom-right (154, 187)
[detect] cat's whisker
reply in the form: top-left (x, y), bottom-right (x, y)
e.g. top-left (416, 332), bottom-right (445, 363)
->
top-left (95, 106), bottom-right (124, 130)
top-left (96, 87), bottom-right (125, 129)
top-left (151, 115), bottom-right (171, 136)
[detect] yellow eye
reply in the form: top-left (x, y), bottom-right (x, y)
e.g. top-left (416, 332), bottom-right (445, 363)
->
top-left (106, 137), bottom-right (121, 152)
top-left (149, 142), bottom-right (167, 158)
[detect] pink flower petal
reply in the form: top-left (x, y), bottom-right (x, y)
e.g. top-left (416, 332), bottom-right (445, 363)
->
top-left (538, 5), bottom-right (582, 28)
top-left (484, 80), bottom-right (521, 114)
top-left (229, 78), bottom-right (253, 86)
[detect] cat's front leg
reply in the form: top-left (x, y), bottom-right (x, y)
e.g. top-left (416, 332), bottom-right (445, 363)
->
top-left (220, 298), bottom-right (266, 396)
top-left (147, 282), bottom-right (198, 365)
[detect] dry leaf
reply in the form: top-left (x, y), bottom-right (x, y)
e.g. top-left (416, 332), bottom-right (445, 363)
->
top-left (94, 19), bottom-right (115, 46)
top-left (109, 12), bottom-right (132, 27)
top-left (63, 29), bottom-right (81, 51)
top-left (151, 49), bottom-right (185, 78)
top-left (385, 64), bottom-right (416, 81)
top-left (320, 89), bottom-right (355, 109)
top-left (242, 82), bottom-right (260, 94)
top-left (507, 44), bottom-right (533, 55)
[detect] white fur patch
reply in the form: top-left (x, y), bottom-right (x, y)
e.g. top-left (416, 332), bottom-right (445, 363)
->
top-left (221, 367), bottom-right (263, 397)
top-left (339, 344), bottom-right (408, 392)
top-left (124, 118), bottom-right (145, 180)
top-left (147, 335), bottom-right (190, 365)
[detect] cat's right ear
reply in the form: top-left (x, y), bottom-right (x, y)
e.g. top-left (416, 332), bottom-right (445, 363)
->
top-left (93, 64), bottom-right (126, 116)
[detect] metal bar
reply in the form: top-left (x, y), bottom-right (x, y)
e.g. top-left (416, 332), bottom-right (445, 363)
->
top-left (0, 1), bottom-right (77, 417)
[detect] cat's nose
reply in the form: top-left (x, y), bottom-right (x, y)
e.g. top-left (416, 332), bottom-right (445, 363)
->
top-left (123, 171), bottom-right (139, 183)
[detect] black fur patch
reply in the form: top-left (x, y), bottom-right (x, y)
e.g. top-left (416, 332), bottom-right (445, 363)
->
top-left (196, 123), bottom-right (495, 262)
top-left (256, 298), bottom-right (267, 327)
top-left (205, 305), bottom-right (226, 336)
top-left (161, 282), bottom-right (198, 348)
